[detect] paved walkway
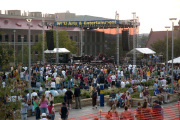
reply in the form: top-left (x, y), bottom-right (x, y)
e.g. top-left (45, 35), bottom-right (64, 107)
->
top-left (28, 102), bottom-right (178, 120)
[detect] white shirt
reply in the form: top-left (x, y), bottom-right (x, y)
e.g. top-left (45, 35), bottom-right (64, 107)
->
top-left (51, 82), bottom-right (56, 88)
top-left (120, 71), bottom-right (124, 76)
top-left (2, 82), bottom-right (5, 88)
top-left (40, 71), bottom-right (43, 77)
top-left (31, 92), bottom-right (38, 98)
top-left (46, 75), bottom-right (48, 81)
top-left (121, 81), bottom-right (125, 88)
top-left (45, 91), bottom-right (50, 98)
top-left (62, 70), bottom-right (65, 76)
top-left (161, 79), bottom-right (166, 86)
top-left (52, 72), bottom-right (57, 78)
top-left (40, 87), bottom-right (43, 92)
top-left (62, 88), bottom-right (67, 94)
top-left (20, 72), bottom-right (24, 78)
top-left (93, 78), bottom-right (97, 83)
top-left (125, 81), bottom-right (130, 85)
top-left (111, 75), bottom-right (116, 81)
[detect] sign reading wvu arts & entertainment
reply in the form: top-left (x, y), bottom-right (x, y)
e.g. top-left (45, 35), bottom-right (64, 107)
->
top-left (55, 20), bottom-right (118, 27)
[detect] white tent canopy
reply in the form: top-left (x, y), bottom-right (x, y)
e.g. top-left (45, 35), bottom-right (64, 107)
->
top-left (44, 48), bottom-right (70, 54)
top-left (168, 56), bottom-right (180, 63)
top-left (127, 48), bottom-right (156, 55)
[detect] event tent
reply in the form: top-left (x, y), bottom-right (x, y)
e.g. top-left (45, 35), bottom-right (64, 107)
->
top-left (126, 48), bottom-right (156, 55)
top-left (44, 48), bottom-right (70, 54)
top-left (168, 56), bottom-right (180, 63)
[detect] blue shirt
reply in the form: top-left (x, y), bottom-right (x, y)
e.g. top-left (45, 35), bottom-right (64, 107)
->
top-left (116, 93), bottom-right (122, 100)
top-left (154, 88), bottom-right (160, 96)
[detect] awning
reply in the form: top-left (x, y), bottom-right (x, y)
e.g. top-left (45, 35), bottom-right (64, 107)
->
top-left (44, 48), bottom-right (70, 54)
top-left (168, 57), bottom-right (180, 63)
top-left (126, 48), bottom-right (156, 55)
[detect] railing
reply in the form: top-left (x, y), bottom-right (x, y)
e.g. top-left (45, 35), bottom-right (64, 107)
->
top-left (68, 102), bottom-right (180, 120)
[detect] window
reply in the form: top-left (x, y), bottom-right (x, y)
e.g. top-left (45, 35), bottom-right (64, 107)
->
top-left (74, 36), bottom-right (77, 42)
top-left (18, 46), bottom-right (21, 51)
top-left (12, 35), bottom-right (14, 42)
top-left (24, 35), bottom-right (27, 42)
top-left (0, 35), bottom-right (2, 42)
top-left (35, 35), bottom-right (38, 42)
top-left (5, 35), bottom-right (8, 42)
top-left (18, 35), bottom-right (21, 42)
top-left (31, 35), bottom-right (33, 42)
top-left (35, 50), bottom-right (38, 55)
top-left (70, 36), bottom-right (73, 41)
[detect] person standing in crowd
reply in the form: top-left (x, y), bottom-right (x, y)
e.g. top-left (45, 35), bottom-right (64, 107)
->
top-left (21, 98), bottom-right (28, 120)
top-left (65, 88), bottom-right (73, 110)
top-left (142, 101), bottom-right (152, 119)
top-left (59, 102), bottom-right (68, 120)
top-left (120, 105), bottom-right (134, 119)
top-left (109, 104), bottom-right (118, 120)
top-left (48, 93), bottom-right (54, 105)
top-left (40, 94), bottom-right (48, 114)
top-left (152, 100), bottom-right (163, 120)
top-left (48, 101), bottom-right (55, 120)
top-left (91, 87), bottom-right (98, 109)
top-left (111, 73), bottom-right (116, 88)
top-left (74, 85), bottom-right (81, 109)
top-left (34, 96), bottom-right (40, 120)
top-left (55, 75), bottom-right (61, 90)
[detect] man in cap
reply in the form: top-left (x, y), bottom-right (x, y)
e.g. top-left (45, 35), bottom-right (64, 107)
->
top-left (152, 100), bottom-right (163, 120)
top-left (40, 113), bottom-right (48, 120)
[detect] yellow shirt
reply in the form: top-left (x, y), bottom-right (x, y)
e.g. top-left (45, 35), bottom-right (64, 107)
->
top-left (104, 69), bottom-right (107, 74)
top-left (147, 71), bottom-right (150, 75)
top-left (55, 77), bottom-right (61, 84)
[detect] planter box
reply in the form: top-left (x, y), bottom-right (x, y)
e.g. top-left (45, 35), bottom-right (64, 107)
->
top-left (132, 93), bottom-right (179, 107)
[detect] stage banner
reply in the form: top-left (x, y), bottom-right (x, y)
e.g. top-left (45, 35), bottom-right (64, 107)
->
top-left (55, 20), bottom-right (119, 26)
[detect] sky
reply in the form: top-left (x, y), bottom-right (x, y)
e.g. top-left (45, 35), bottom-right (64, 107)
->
top-left (1, 0), bottom-right (180, 34)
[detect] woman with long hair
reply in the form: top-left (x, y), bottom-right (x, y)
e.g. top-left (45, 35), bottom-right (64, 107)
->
top-left (109, 104), bottom-right (119, 120)
top-left (142, 101), bottom-right (152, 120)
top-left (40, 94), bottom-right (48, 114)
top-left (49, 93), bottom-right (54, 105)
top-left (91, 87), bottom-right (98, 109)
top-left (48, 101), bottom-right (55, 120)
top-left (34, 96), bottom-right (40, 120)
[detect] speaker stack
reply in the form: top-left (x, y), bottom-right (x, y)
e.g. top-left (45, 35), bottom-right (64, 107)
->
top-left (46, 30), bottom-right (54, 50)
top-left (122, 30), bottom-right (129, 51)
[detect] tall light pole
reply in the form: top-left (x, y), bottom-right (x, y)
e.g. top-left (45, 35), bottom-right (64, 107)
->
top-left (169, 18), bottom-right (177, 89)
top-left (21, 36), bottom-right (24, 65)
top-left (165, 26), bottom-right (170, 75)
top-left (132, 12), bottom-right (136, 66)
top-left (42, 17), bottom-right (45, 65)
top-left (56, 25), bottom-right (59, 64)
top-left (13, 30), bottom-right (16, 66)
top-left (26, 18), bottom-right (32, 99)
top-left (115, 11), bottom-right (119, 66)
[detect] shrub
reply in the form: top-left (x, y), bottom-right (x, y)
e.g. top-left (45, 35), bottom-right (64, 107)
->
top-left (54, 95), bottom-right (64, 104)
top-left (125, 84), bottom-right (132, 88)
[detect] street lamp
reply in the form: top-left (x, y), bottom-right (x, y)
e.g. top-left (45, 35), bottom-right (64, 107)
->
top-left (165, 26), bottom-right (170, 75)
top-left (21, 36), bottom-right (24, 65)
top-left (13, 30), bottom-right (16, 66)
top-left (26, 18), bottom-right (32, 99)
top-left (169, 18), bottom-right (177, 89)
top-left (132, 12), bottom-right (136, 66)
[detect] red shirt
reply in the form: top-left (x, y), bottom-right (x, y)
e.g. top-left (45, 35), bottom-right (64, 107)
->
top-left (107, 76), bottom-right (112, 82)
top-left (48, 105), bottom-right (54, 114)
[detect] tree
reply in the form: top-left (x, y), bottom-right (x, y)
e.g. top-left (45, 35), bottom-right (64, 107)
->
top-left (0, 44), bottom-right (13, 69)
top-left (151, 37), bottom-right (180, 61)
top-left (55, 30), bottom-right (77, 54)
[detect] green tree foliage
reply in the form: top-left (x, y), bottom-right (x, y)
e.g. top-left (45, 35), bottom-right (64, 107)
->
top-left (54, 30), bottom-right (77, 54)
top-left (0, 78), bottom-right (27, 119)
top-left (0, 44), bottom-right (13, 69)
top-left (151, 37), bottom-right (180, 61)
top-left (17, 45), bottom-right (29, 65)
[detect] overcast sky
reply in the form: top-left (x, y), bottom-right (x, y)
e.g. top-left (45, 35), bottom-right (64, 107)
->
top-left (1, 0), bottom-right (180, 34)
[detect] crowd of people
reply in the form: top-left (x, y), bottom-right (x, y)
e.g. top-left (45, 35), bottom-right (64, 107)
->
top-left (1, 63), bottom-right (180, 120)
